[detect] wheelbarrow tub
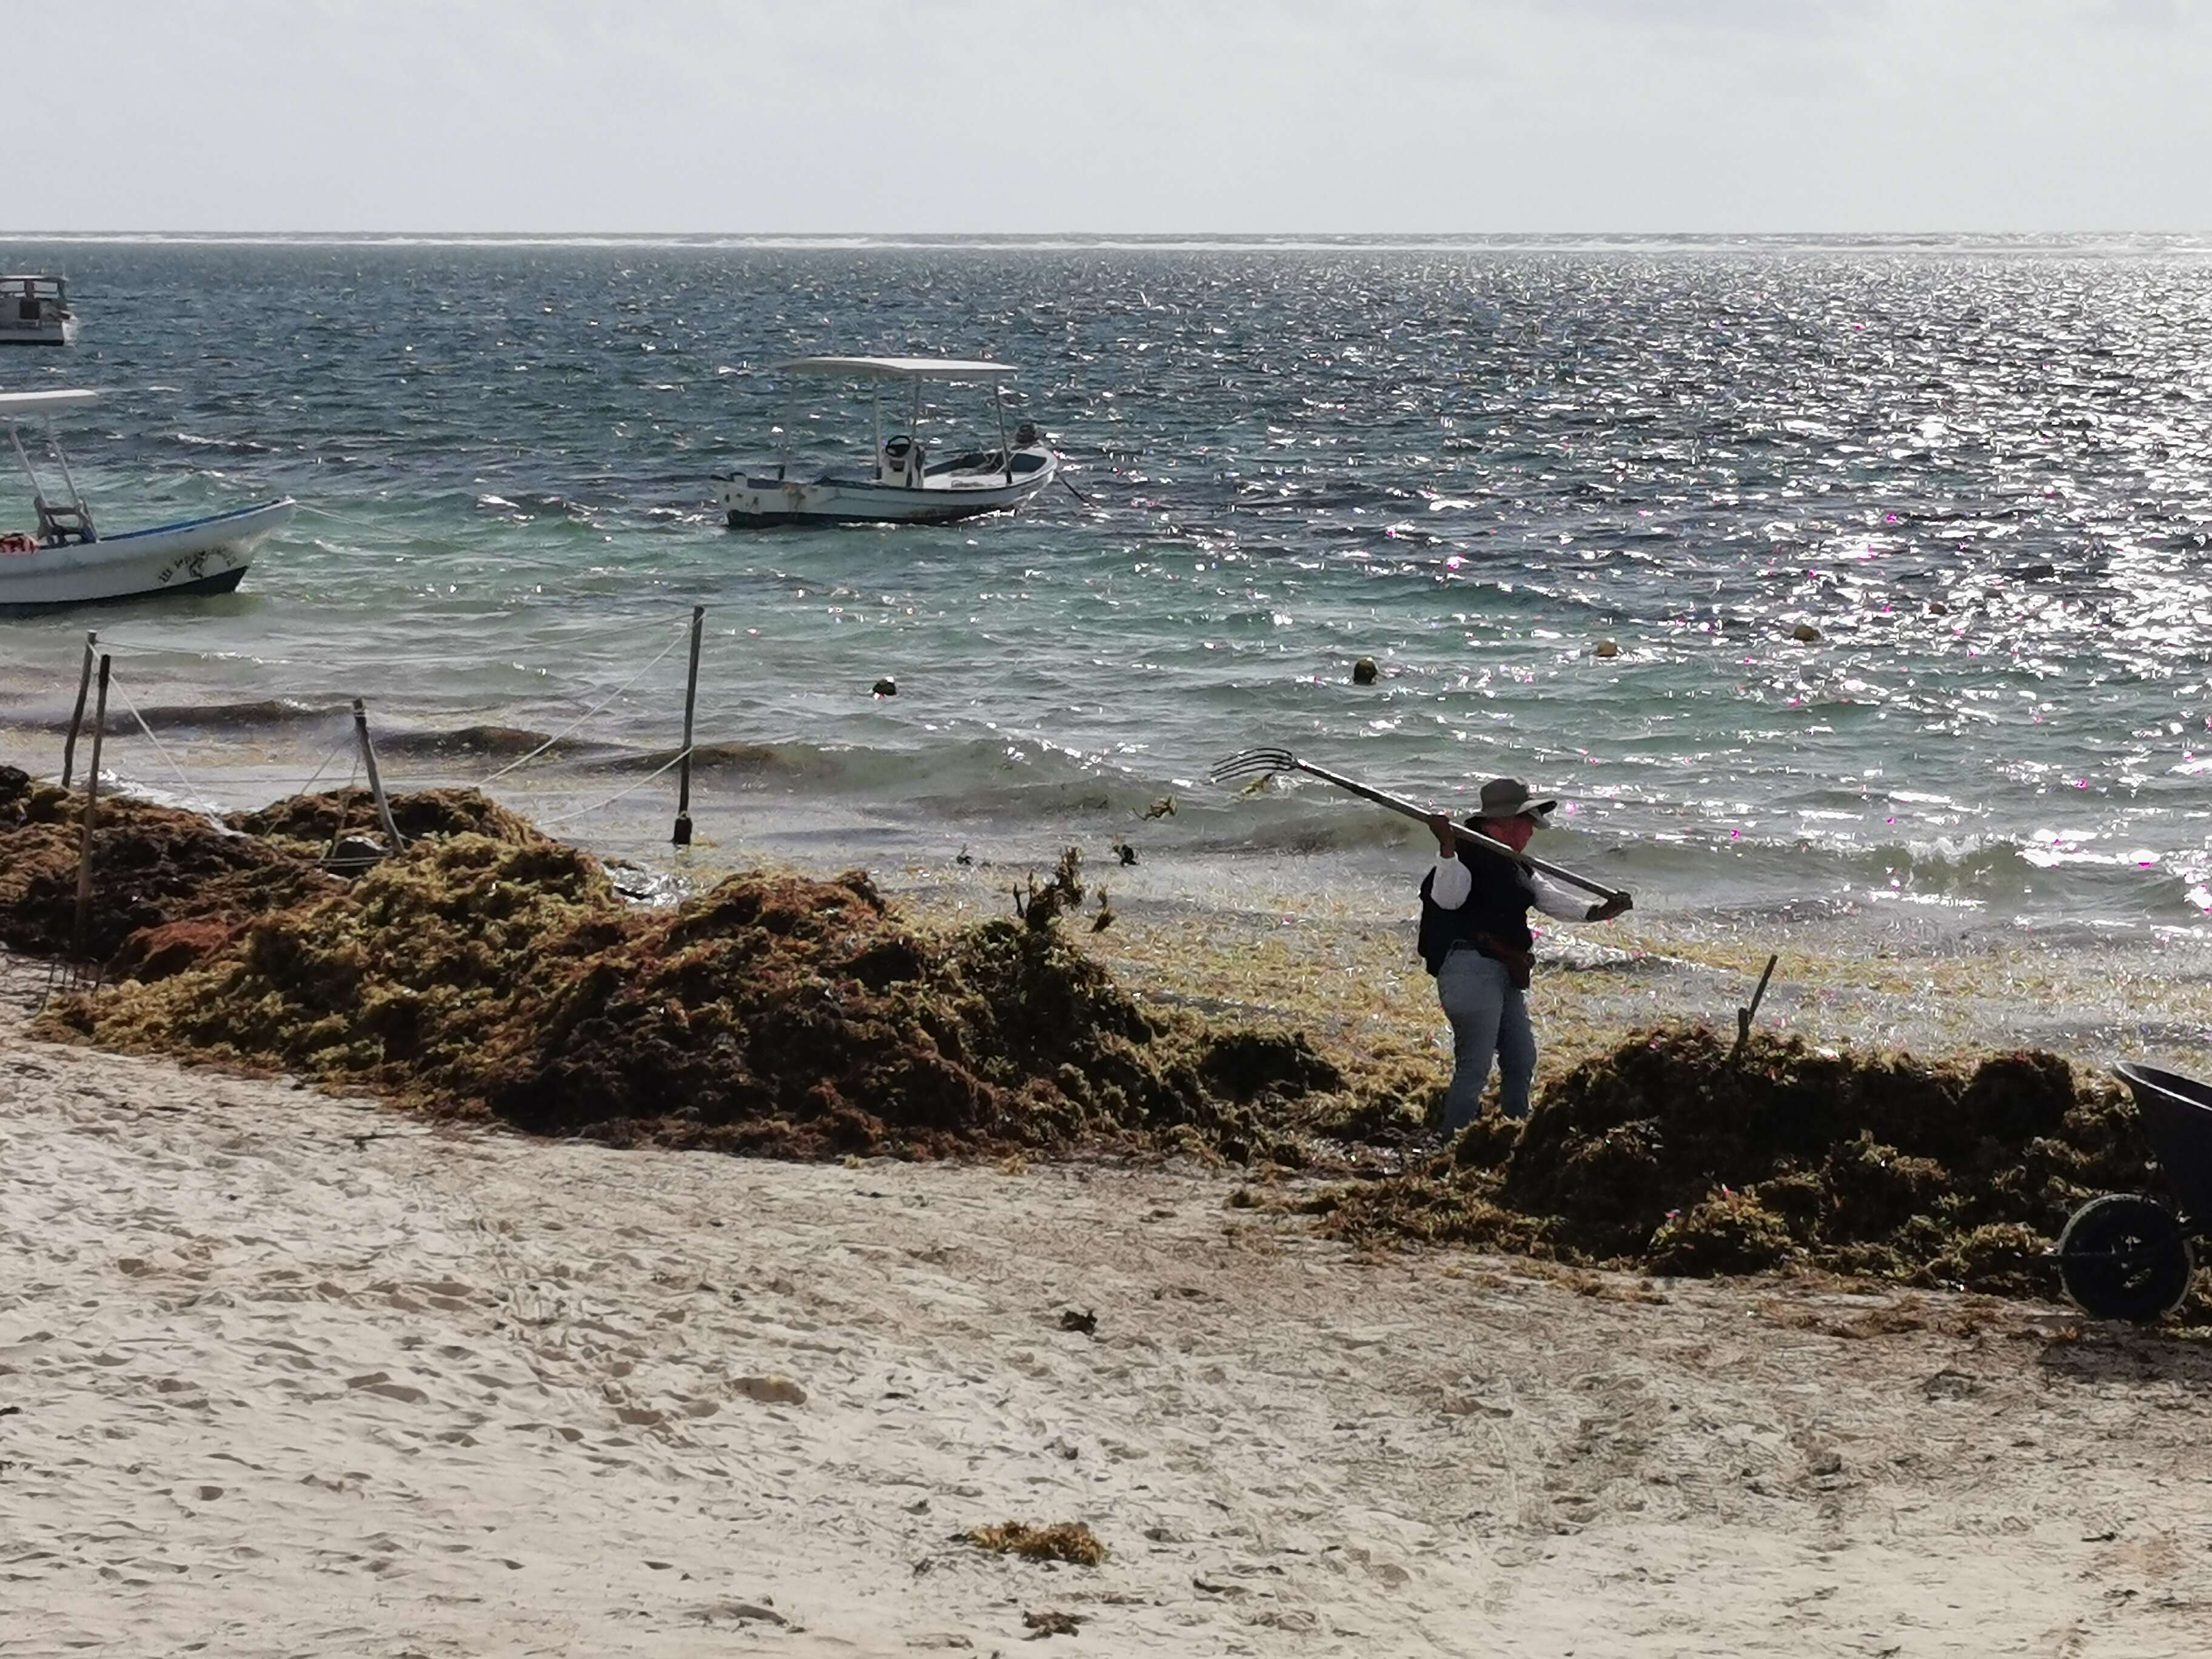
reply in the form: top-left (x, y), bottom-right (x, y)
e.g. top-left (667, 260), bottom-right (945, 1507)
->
top-left (2113, 1063), bottom-right (2212, 1230)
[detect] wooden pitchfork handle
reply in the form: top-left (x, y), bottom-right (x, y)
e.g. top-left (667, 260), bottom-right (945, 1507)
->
top-left (1289, 759), bottom-right (1631, 905)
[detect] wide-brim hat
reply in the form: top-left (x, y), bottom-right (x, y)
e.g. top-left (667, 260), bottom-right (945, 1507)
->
top-left (1474, 777), bottom-right (1557, 822)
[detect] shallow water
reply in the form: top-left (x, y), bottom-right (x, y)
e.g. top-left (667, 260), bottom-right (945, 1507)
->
top-left (4, 234), bottom-right (2212, 935)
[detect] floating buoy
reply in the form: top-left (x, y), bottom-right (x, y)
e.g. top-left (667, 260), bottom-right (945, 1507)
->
top-left (873, 677), bottom-right (897, 697)
top-left (1592, 638), bottom-right (1619, 659)
top-left (1791, 623), bottom-right (1822, 643)
top-left (1352, 657), bottom-right (1378, 685)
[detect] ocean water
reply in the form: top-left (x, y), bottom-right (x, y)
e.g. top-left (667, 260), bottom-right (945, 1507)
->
top-left (4, 234), bottom-right (2212, 932)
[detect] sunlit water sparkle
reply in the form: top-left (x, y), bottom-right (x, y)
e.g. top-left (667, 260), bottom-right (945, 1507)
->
top-left (4, 235), bottom-right (2212, 936)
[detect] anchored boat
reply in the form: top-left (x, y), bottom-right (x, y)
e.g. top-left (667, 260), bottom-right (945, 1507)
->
top-left (0, 276), bottom-right (78, 346)
top-left (714, 355), bottom-right (1057, 526)
top-left (0, 389), bottom-right (295, 611)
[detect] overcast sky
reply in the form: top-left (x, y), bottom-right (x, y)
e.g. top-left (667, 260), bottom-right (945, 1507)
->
top-left (10, 0), bottom-right (2210, 234)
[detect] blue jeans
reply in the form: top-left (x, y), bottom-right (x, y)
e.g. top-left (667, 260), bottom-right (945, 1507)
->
top-left (1437, 945), bottom-right (1536, 1130)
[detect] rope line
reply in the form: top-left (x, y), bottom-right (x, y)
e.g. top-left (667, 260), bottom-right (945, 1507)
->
top-left (481, 620), bottom-right (689, 786)
top-left (82, 636), bottom-right (230, 659)
top-left (95, 606), bottom-right (690, 672)
top-left (105, 668), bottom-right (236, 829)
top-left (532, 748), bottom-right (692, 828)
top-left (52, 608), bottom-right (705, 846)
top-left (284, 734), bottom-right (355, 801)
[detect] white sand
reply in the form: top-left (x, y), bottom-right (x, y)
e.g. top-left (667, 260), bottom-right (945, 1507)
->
top-left (3, 958), bottom-right (2209, 1657)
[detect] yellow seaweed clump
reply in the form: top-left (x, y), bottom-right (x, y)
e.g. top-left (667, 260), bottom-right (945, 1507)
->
top-left (59, 833), bottom-right (621, 1093)
top-left (228, 786), bottom-right (547, 853)
top-left (1646, 1189), bottom-right (1795, 1276)
top-left (962, 1521), bottom-right (1109, 1566)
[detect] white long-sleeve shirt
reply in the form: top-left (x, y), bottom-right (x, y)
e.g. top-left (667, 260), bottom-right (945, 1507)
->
top-left (1427, 853), bottom-right (1590, 921)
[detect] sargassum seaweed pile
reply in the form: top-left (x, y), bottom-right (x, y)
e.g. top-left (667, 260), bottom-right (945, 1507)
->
top-left (1304, 1024), bottom-right (2207, 1315)
top-left (0, 764), bottom-right (342, 969)
top-left (21, 783), bottom-right (1390, 1163)
top-left (10, 768), bottom-right (2205, 1313)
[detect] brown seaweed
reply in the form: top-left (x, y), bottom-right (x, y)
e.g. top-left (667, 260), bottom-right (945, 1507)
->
top-left (17, 765), bottom-right (2207, 1316)
top-left (48, 833), bottom-right (1367, 1164)
top-left (963, 1522), bottom-right (1108, 1566)
top-left (0, 778), bottom-right (341, 964)
top-left (227, 786), bottom-right (547, 851)
top-left (1320, 1024), bottom-right (2206, 1313)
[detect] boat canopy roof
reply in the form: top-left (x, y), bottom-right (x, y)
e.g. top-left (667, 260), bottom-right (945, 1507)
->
top-left (772, 355), bottom-right (1019, 382)
top-left (0, 389), bottom-right (96, 413)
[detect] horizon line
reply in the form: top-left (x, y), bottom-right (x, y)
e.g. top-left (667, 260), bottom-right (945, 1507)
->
top-left (4, 229), bottom-right (2211, 242)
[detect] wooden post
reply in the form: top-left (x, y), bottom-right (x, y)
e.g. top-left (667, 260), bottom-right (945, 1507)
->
top-left (352, 698), bottom-right (403, 848)
top-left (71, 654), bottom-right (111, 961)
top-left (1732, 954), bottom-right (1780, 1064)
top-left (672, 605), bottom-right (705, 846)
top-left (61, 629), bottom-right (96, 788)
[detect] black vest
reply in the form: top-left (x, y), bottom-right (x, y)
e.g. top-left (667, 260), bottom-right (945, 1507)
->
top-left (1416, 848), bottom-right (1538, 976)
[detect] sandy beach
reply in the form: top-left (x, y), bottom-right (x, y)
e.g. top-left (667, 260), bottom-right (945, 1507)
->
top-left (12, 10), bottom-right (2212, 1652)
top-left (5, 950), bottom-right (2209, 1657)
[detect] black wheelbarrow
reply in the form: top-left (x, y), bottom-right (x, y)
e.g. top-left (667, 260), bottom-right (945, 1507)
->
top-left (2054, 1063), bottom-right (2212, 1321)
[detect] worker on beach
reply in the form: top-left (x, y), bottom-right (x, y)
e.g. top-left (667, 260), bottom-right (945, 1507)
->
top-left (1419, 778), bottom-right (1631, 1130)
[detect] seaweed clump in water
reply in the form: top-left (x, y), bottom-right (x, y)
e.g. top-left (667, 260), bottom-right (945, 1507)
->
top-left (1318, 1024), bottom-right (2177, 1303)
top-left (52, 833), bottom-right (1366, 1163)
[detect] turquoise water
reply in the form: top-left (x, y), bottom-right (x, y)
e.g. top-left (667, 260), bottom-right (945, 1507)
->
top-left (5, 235), bottom-right (2212, 927)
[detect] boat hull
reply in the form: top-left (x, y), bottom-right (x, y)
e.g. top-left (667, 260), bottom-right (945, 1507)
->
top-left (716, 449), bottom-right (1057, 527)
top-left (0, 500), bottom-right (294, 611)
top-left (0, 317), bottom-right (78, 346)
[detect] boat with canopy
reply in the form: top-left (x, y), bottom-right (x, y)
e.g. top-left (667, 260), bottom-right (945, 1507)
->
top-left (0, 276), bottom-right (77, 346)
top-left (713, 355), bottom-right (1057, 526)
top-left (0, 389), bottom-right (295, 611)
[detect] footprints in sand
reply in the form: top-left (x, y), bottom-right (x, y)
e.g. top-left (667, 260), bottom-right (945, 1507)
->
top-left (345, 1372), bottom-right (432, 1406)
top-left (12, 969), bottom-right (2210, 1656)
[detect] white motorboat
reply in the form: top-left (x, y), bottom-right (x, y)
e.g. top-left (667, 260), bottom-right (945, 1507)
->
top-left (714, 355), bottom-right (1057, 526)
top-left (0, 389), bottom-right (295, 611)
top-left (0, 276), bottom-right (78, 346)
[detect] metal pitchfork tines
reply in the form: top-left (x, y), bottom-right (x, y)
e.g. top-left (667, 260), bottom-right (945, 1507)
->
top-left (1208, 746), bottom-right (1631, 903)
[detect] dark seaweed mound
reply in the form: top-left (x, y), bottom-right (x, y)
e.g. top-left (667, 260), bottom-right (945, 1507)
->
top-left (0, 772), bottom-right (341, 966)
top-left (44, 828), bottom-right (1366, 1163)
top-left (1314, 1025), bottom-right (2190, 1307)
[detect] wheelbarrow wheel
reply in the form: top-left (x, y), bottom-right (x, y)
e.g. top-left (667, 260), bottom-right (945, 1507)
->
top-left (2056, 1193), bottom-right (2194, 1322)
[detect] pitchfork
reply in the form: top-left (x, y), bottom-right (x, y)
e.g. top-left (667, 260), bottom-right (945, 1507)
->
top-left (1208, 746), bottom-right (1631, 905)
